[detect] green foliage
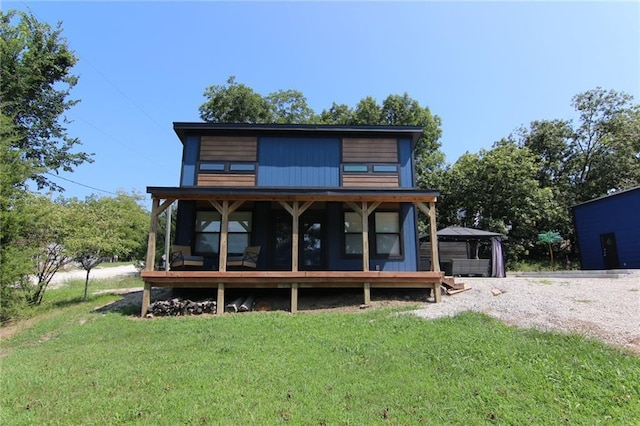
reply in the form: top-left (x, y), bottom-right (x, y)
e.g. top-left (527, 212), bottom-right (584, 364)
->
top-left (0, 9), bottom-right (92, 191)
top-left (198, 75), bottom-right (272, 123)
top-left (438, 141), bottom-right (559, 263)
top-left (63, 192), bottom-right (149, 301)
top-left (2, 309), bottom-right (638, 424)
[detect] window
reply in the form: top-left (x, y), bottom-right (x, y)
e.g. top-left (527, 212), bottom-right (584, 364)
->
top-left (194, 211), bottom-right (252, 255)
top-left (344, 211), bottom-right (363, 255)
top-left (199, 162), bottom-right (256, 173)
top-left (374, 212), bottom-right (401, 256)
top-left (342, 163), bottom-right (399, 173)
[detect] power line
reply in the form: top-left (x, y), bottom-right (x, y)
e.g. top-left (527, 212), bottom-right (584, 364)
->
top-left (45, 172), bottom-right (118, 196)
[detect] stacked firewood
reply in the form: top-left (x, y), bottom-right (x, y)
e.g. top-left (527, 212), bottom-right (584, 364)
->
top-left (147, 298), bottom-right (217, 316)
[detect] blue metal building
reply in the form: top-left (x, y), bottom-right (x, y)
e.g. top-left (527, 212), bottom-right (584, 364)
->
top-left (572, 186), bottom-right (640, 270)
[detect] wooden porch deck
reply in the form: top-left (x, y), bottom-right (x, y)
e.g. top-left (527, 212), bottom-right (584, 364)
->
top-left (140, 270), bottom-right (445, 316)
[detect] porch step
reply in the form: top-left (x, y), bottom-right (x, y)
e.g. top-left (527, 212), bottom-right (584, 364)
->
top-left (441, 276), bottom-right (464, 290)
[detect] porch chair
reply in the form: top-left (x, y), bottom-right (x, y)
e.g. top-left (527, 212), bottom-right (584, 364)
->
top-left (226, 246), bottom-right (261, 269)
top-left (170, 245), bottom-right (204, 269)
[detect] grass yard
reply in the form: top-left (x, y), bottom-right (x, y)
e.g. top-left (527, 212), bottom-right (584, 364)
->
top-left (1, 279), bottom-right (639, 425)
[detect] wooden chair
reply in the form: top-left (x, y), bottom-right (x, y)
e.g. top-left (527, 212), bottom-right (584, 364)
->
top-left (170, 245), bottom-right (204, 269)
top-left (227, 246), bottom-right (261, 269)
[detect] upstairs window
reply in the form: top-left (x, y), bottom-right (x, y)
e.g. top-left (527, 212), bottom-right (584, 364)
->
top-left (199, 162), bottom-right (256, 173)
top-left (342, 163), bottom-right (398, 174)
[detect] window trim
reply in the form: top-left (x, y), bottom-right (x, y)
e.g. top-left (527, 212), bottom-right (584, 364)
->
top-left (198, 161), bottom-right (256, 174)
top-left (342, 209), bottom-right (404, 260)
top-left (194, 210), bottom-right (253, 256)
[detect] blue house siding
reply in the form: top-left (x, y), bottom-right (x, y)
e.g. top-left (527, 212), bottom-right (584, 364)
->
top-left (398, 139), bottom-right (414, 188)
top-left (573, 188), bottom-right (640, 270)
top-left (257, 137), bottom-right (340, 187)
top-left (180, 135), bottom-right (199, 186)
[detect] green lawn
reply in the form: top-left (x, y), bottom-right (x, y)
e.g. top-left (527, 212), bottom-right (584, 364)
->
top-left (2, 280), bottom-right (639, 425)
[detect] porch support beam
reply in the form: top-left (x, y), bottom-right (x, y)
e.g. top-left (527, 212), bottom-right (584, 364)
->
top-left (154, 198), bottom-right (176, 216)
top-left (291, 283), bottom-right (298, 313)
top-left (364, 282), bottom-right (371, 304)
top-left (346, 201), bottom-right (380, 272)
top-left (145, 197), bottom-right (160, 272)
top-left (415, 201), bottom-right (440, 273)
top-left (209, 200), bottom-right (245, 272)
top-left (219, 201), bottom-right (230, 272)
top-left (217, 283), bottom-right (225, 314)
top-left (141, 282), bottom-right (151, 317)
top-left (278, 201), bottom-right (314, 272)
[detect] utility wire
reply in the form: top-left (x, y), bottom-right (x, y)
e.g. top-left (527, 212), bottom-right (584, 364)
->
top-left (45, 172), bottom-right (118, 196)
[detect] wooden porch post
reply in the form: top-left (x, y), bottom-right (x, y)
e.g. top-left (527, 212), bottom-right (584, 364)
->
top-left (141, 197), bottom-right (160, 317)
top-left (217, 283), bottom-right (225, 315)
top-left (362, 201), bottom-right (370, 272)
top-left (219, 200), bottom-right (229, 272)
top-left (164, 203), bottom-right (172, 271)
top-left (415, 201), bottom-right (440, 273)
top-left (145, 197), bottom-right (160, 271)
top-left (291, 283), bottom-right (298, 313)
top-left (292, 201), bottom-right (299, 272)
top-left (209, 200), bottom-right (244, 271)
top-left (428, 201), bottom-right (440, 272)
top-left (278, 201), bottom-right (313, 272)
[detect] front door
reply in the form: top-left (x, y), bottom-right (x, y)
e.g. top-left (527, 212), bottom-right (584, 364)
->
top-left (271, 211), bottom-right (325, 270)
top-left (600, 233), bottom-right (620, 270)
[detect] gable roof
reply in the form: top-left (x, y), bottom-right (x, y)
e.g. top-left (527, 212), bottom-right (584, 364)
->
top-left (173, 122), bottom-right (424, 149)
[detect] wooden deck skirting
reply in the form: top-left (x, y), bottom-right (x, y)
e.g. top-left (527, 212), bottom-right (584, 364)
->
top-left (140, 270), bottom-right (444, 316)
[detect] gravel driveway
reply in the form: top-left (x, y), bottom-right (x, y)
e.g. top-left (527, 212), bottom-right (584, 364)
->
top-left (413, 271), bottom-right (640, 354)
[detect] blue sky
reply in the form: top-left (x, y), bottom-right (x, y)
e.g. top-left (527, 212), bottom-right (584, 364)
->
top-left (8, 1), bottom-right (640, 204)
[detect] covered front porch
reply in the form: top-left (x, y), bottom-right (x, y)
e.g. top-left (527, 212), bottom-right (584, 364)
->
top-left (141, 187), bottom-right (444, 315)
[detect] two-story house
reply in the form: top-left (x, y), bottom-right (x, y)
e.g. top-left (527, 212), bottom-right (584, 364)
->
top-left (140, 123), bottom-right (445, 315)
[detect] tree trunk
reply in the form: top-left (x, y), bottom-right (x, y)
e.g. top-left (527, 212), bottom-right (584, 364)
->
top-left (83, 269), bottom-right (91, 301)
top-left (548, 244), bottom-right (555, 270)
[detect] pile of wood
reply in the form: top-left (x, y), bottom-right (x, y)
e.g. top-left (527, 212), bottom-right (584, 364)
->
top-left (225, 295), bottom-right (255, 313)
top-left (147, 298), bottom-right (217, 316)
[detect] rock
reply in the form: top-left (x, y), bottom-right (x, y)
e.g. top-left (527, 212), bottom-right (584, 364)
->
top-left (491, 288), bottom-right (503, 296)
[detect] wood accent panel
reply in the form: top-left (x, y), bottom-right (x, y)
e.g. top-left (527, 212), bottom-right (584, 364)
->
top-left (200, 136), bottom-right (257, 161)
top-left (343, 138), bottom-right (397, 162)
top-left (197, 173), bottom-right (255, 187)
top-left (342, 175), bottom-right (400, 187)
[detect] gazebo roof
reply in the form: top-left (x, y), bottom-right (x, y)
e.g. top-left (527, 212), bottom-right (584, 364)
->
top-left (438, 226), bottom-right (503, 239)
top-left (420, 226), bottom-right (503, 241)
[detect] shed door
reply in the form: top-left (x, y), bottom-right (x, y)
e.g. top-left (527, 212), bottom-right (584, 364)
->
top-left (600, 233), bottom-right (620, 270)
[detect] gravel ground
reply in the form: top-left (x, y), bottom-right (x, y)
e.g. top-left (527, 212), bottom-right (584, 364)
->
top-left (48, 264), bottom-right (139, 288)
top-left (413, 271), bottom-right (640, 354)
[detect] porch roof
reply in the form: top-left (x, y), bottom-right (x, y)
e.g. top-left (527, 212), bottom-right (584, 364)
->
top-left (147, 186), bottom-right (439, 203)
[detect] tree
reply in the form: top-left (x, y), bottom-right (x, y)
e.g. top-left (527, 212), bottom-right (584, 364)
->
top-left (0, 113), bottom-right (36, 320)
top-left (17, 195), bottom-right (76, 306)
top-left (64, 193), bottom-right (149, 301)
top-left (438, 141), bottom-right (558, 263)
top-left (265, 89), bottom-right (314, 124)
top-left (0, 10), bottom-right (92, 191)
top-left (198, 76), bottom-right (272, 123)
top-left (566, 88), bottom-right (640, 201)
top-left (537, 231), bottom-right (563, 269)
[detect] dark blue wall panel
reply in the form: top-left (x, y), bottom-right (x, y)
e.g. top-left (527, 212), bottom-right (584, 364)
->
top-left (399, 139), bottom-right (414, 188)
top-left (180, 136), bottom-right (199, 186)
top-left (573, 188), bottom-right (640, 269)
top-left (257, 137), bottom-right (340, 187)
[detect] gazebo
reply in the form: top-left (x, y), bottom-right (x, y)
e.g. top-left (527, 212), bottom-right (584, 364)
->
top-left (420, 226), bottom-right (505, 277)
